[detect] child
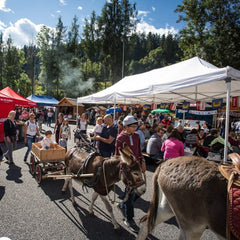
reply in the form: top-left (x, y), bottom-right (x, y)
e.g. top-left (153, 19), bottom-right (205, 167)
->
top-left (59, 133), bottom-right (67, 152)
top-left (41, 130), bottom-right (56, 149)
top-left (59, 118), bottom-right (71, 142)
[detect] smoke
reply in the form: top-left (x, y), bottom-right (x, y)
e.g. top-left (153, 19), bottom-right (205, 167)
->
top-left (60, 61), bottom-right (94, 97)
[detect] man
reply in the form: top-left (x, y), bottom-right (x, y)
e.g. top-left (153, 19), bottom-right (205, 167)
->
top-left (93, 114), bottom-right (117, 158)
top-left (115, 115), bottom-right (146, 233)
top-left (146, 127), bottom-right (165, 159)
top-left (136, 124), bottom-right (148, 152)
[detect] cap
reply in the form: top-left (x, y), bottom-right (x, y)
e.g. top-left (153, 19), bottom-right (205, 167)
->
top-left (123, 115), bottom-right (138, 127)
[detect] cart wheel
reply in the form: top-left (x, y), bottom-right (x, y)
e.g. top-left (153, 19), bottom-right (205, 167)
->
top-left (35, 165), bottom-right (43, 184)
top-left (30, 155), bottom-right (35, 175)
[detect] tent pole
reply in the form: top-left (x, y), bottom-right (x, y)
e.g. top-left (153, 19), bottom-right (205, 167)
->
top-left (223, 77), bottom-right (231, 164)
top-left (113, 95), bottom-right (116, 121)
top-left (76, 102), bottom-right (78, 127)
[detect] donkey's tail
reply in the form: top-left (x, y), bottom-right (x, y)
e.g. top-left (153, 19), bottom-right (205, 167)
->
top-left (140, 165), bottom-right (161, 234)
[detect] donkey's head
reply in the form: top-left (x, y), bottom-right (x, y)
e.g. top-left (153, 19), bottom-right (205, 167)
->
top-left (119, 143), bottom-right (145, 189)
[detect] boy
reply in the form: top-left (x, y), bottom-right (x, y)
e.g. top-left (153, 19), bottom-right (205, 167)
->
top-left (115, 115), bottom-right (146, 233)
top-left (41, 130), bottom-right (56, 149)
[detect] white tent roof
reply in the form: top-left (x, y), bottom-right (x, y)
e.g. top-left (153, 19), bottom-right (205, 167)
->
top-left (77, 57), bottom-right (240, 104)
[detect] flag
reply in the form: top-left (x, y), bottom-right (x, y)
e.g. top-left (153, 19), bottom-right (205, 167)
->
top-left (160, 103), bottom-right (166, 109)
top-left (232, 96), bottom-right (239, 108)
top-left (196, 101), bottom-right (205, 111)
top-left (212, 99), bottom-right (223, 109)
top-left (170, 103), bottom-right (177, 111)
top-left (151, 103), bottom-right (157, 110)
top-left (182, 102), bottom-right (190, 110)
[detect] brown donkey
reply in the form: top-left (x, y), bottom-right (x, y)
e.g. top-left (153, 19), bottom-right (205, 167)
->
top-left (137, 156), bottom-right (227, 240)
top-left (62, 144), bottom-right (146, 231)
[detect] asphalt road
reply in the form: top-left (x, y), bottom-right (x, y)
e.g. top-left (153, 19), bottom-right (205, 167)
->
top-left (0, 123), bottom-right (219, 240)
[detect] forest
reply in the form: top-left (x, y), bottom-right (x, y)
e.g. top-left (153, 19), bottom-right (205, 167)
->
top-left (0, 0), bottom-right (239, 100)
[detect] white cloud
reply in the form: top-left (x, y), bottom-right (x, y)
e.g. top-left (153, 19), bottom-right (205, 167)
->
top-left (0, 20), bottom-right (6, 31)
top-left (0, 0), bottom-right (13, 13)
top-left (136, 21), bottom-right (178, 36)
top-left (152, 6), bottom-right (156, 12)
top-left (2, 18), bottom-right (44, 48)
top-left (138, 10), bottom-right (149, 18)
top-left (57, 10), bottom-right (61, 13)
top-left (59, 0), bottom-right (66, 6)
top-left (77, 6), bottom-right (83, 10)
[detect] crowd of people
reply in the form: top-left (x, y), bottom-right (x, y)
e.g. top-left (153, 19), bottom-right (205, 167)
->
top-left (2, 107), bottom-right (240, 233)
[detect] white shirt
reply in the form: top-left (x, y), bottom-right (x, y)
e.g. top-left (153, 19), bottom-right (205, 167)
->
top-left (25, 120), bottom-right (37, 136)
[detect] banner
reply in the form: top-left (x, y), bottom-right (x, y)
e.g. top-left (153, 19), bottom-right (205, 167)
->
top-left (177, 109), bottom-right (188, 113)
top-left (196, 101), bottom-right (205, 111)
top-left (182, 102), bottom-right (190, 110)
top-left (143, 104), bottom-right (150, 111)
top-left (189, 110), bottom-right (217, 115)
top-left (212, 98), bottom-right (223, 109)
top-left (170, 103), bottom-right (177, 111)
top-left (160, 103), bottom-right (167, 109)
top-left (232, 96), bottom-right (239, 108)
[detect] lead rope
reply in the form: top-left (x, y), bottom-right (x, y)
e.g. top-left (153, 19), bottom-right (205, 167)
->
top-left (103, 160), bottom-right (116, 204)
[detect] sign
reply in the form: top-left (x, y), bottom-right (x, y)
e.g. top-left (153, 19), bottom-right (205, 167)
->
top-left (212, 98), bottom-right (223, 109)
top-left (232, 96), bottom-right (239, 108)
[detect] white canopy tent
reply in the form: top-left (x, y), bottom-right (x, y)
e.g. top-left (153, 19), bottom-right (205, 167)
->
top-left (77, 57), bottom-right (240, 163)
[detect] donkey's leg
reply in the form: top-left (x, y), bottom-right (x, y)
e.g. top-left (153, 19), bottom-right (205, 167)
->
top-left (62, 178), bottom-right (70, 193)
top-left (154, 193), bottom-right (175, 226)
top-left (99, 195), bottom-right (119, 230)
top-left (137, 190), bottom-right (174, 240)
top-left (178, 225), bottom-right (205, 240)
top-left (67, 178), bottom-right (76, 205)
top-left (88, 191), bottom-right (99, 216)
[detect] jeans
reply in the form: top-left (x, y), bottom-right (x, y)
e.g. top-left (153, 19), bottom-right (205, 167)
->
top-left (4, 137), bottom-right (14, 163)
top-left (24, 136), bottom-right (36, 160)
top-left (100, 151), bottom-right (112, 158)
top-left (120, 189), bottom-right (140, 221)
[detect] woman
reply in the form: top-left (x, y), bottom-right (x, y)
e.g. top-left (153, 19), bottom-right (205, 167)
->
top-left (196, 129), bottom-right (206, 146)
top-left (161, 128), bottom-right (184, 160)
top-left (77, 113), bottom-right (88, 134)
top-left (24, 113), bottom-right (40, 162)
top-left (54, 113), bottom-right (64, 144)
top-left (4, 110), bottom-right (18, 164)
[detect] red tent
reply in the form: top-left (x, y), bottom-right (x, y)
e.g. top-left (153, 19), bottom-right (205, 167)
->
top-left (0, 86), bottom-right (37, 107)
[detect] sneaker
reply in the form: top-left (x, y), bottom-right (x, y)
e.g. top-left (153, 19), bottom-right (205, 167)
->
top-left (117, 203), bottom-right (125, 220)
top-left (124, 219), bottom-right (139, 233)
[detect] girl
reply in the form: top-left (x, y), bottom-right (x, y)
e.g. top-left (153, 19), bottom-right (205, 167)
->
top-left (59, 118), bottom-right (71, 142)
top-left (54, 113), bottom-right (64, 144)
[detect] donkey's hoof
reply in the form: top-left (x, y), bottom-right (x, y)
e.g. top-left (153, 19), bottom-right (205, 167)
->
top-left (73, 201), bottom-right (78, 207)
top-left (61, 190), bottom-right (66, 195)
top-left (114, 226), bottom-right (122, 235)
top-left (89, 212), bottom-right (95, 218)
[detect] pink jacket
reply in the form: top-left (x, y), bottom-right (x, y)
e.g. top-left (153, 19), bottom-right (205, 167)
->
top-left (161, 138), bottom-right (184, 160)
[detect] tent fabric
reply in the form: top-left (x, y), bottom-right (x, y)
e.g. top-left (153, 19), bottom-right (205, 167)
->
top-left (77, 57), bottom-right (240, 105)
top-left (0, 87), bottom-right (37, 107)
top-left (27, 94), bottom-right (59, 106)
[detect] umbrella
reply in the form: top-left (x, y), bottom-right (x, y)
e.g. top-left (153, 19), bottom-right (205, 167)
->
top-left (151, 109), bottom-right (170, 114)
top-left (106, 107), bottom-right (122, 114)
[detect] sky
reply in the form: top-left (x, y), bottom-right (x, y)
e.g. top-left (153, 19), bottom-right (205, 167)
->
top-left (0, 0), bottom-right (184, 48)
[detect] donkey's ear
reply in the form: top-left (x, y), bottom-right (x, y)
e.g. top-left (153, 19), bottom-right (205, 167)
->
top-left (119, 147), bottom-right (133, 165)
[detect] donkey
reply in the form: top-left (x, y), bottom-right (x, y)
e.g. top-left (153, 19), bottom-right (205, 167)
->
top-left (137, 155), bottom-right (228, 240)
top-left (62, 144), bottom-right (146, 230)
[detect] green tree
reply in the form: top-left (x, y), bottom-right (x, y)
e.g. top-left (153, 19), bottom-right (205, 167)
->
top-left (175, 0), bottom-right (240, 68)
top-left (98, 0), bottom-right (137, 84)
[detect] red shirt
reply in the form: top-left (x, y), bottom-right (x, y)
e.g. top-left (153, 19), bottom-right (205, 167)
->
top-left (115, 131), bottom-right (143, 162)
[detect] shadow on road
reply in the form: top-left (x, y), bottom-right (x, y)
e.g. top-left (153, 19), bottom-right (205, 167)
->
top-left (6, 163), bottom-right (23, 183)
top-left (0, 186), bottom-right (5, 200)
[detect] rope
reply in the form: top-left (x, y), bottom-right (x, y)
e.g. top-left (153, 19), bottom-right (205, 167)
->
top-left (103, 160), bottom-right (116, 204)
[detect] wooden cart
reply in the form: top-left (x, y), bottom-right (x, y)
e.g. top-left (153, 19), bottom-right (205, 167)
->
top-left (30, 142), bottom-right (66, 184)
